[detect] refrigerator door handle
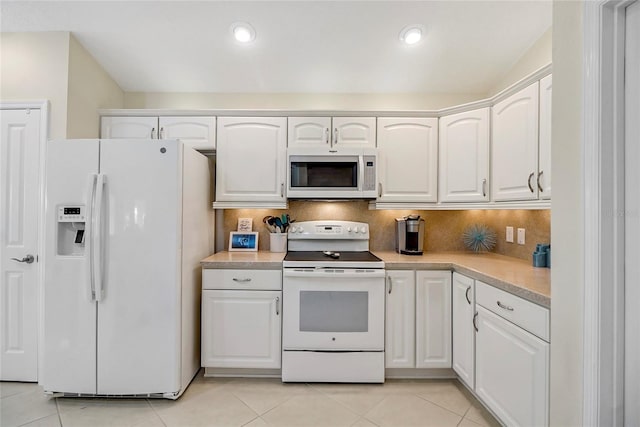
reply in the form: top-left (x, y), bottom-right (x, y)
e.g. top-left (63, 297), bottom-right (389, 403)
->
top-left (84, 174), bottom-right (97, 301)
top-left (93, 174), bottom-right (106, 302)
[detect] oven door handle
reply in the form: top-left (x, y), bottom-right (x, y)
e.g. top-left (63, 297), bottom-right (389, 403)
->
top-left (283, 268), bottom-right (386, 279)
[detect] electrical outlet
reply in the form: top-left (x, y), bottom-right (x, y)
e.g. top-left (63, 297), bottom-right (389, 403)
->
top-left (506, 226), bottom-right (514, 243)
top-left (517, 228), bottom-right (526, 245)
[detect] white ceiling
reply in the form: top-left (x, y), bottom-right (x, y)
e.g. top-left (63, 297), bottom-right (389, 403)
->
top-left (1, 1), bottom-right (552, 94)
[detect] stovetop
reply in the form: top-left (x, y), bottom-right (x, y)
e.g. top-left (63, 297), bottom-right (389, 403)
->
top-left (283, 251), bottom-right (384, 269)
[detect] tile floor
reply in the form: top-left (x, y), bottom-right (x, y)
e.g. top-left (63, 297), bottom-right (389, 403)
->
top-left (1, 371), bottom-right (501, 427)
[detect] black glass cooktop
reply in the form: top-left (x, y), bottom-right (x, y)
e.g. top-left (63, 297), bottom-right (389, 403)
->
top-left (284, 251), bottom-right (382, 263)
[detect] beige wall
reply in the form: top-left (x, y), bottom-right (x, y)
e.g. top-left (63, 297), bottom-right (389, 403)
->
top-left (222, 201), bottom-right (550, 260)
top-left (67, 35), bottom-right (124, 138)
top-left (0, 32), bottom-right (70, 139)
top-left (550, 1), bottom-right (584, 426)
top-left (123, 92), bottom-right (484, 111)
top-left (490, 28), bottom-right (552, 96)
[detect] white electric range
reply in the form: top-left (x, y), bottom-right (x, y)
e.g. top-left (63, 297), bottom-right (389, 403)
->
top-left (282, 220), bottom-right (385, 383)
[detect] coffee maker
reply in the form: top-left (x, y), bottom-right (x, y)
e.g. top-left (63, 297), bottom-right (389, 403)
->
top-left (395, 215), bottom-right (425, 255)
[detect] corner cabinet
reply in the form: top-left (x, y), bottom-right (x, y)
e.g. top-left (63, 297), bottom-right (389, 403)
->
top-left (288, 117), bottom-right (376, 150)
top-left (451, 272), bottom-right (475, 389)
top-left (215, 117), bottom-right (287, 207)
top-left (201, 269), bottom-right (282, 370)
top-left (376, 118), bottom-right (438, 203)
top-left (100, 116), bottom-right (216, 151)
top-left (439, 108), bottom-right (490, 203)
top-left (385, 270), bottom-right (451, 370)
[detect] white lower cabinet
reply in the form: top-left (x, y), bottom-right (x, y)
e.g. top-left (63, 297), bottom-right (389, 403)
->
top-left (385, 270), bottom-right (451, 370)
top-left (474, 281), bottom-right (549, 426)
top-left (475, 305), bottom-right (549, 427)
top-left (385, 270), bottom-right (416, 368)
top-left (201, 269), bottom-right (282, 369)
top-left (416, 271), bottom-right (452, 368)
top-left (452, 272), bottom-right (475, 388)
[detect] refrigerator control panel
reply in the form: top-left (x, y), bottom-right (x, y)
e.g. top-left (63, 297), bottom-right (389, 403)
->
top-left (58, 206), bottom-right (86, 222)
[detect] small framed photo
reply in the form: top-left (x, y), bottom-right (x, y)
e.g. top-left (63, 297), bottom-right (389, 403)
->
top-left (237, 217), bottom-right (253, 232)
top-left (228, 232), bottom-right (259, 252)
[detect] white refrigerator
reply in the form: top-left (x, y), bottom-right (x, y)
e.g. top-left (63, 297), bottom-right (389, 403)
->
top-left (41, 139), bottom-right (213, 398)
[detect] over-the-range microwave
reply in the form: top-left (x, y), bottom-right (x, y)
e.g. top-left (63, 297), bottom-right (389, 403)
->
top-left (287, 147), bottom-right (377, 199)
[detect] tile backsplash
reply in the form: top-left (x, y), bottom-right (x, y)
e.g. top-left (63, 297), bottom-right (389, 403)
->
top-left (221, 201), bottom-right (550, 261)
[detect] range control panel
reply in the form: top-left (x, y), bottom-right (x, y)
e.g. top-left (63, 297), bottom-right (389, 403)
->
top-left (288, 220), bottom-right (369, 239)
top-left (58, 206), bottom-right (86, 222)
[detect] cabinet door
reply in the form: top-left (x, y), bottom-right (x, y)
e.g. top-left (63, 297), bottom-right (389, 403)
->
top-left (491, 82), bottom-right (539, 201)
top-left (159, 116), bottom-right (216, 151)
top-left (476, 306), bottom-right (549, 427)
top-left (416, 271), bottom-right (452, 368)
top-left (288, 117), bottom-right (331, 148)
top-left (332, 117), bottom-right (376, 148)
top-left (439, 108), bottom-right (490, 202)
top-left (538, 75), bottom-right (552, 199)
top-left (385, 270), bottom-right (415, 368)
top-left (201, 290), bottom-right (281, 369)
top-left (100, 116), bottom-right (159, 139)
top-left (377, 118), bottom-right (438, 203)
top-left (452, 272), bottom-right (475, 389)
top-left (216, 117), bottom-right (287, 203)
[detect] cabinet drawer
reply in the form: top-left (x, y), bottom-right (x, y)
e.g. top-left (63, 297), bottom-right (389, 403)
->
top-left (475, 281), bottom-right (549, 341)
top-left (203, 269), bottom-right (282, 290)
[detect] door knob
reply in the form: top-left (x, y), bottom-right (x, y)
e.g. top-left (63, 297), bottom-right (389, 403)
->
top-left (11, 254), bottom-right (35, 264)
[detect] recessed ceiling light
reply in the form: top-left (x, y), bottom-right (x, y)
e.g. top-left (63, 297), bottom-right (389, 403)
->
top-left (399, 25), bottom-right (424, 45)
top-left (231, 22), bottom-right (255, 43)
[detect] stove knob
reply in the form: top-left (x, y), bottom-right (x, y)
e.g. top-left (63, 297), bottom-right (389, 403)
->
top-left (297, 227), bottom-right (304, 234)
top-left (289, 226), bottom-right (297, 233)
top-left (359, 226), bottom-right (367, 234)
top-left (347, 227), bottom-right (352, 232)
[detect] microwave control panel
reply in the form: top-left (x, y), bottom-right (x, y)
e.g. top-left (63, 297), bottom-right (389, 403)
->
top-left (363, 155), bottom-right (376, 191)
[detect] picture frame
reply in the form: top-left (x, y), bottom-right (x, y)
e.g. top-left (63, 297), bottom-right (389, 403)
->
top-left (237, 217), bottom-right (253, 232)
top-left (228, 232), bottom-right (259, 252)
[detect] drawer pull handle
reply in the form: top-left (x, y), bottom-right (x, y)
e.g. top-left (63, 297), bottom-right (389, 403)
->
top-left (497, 301), bottom-right (514, 311)
top-left (276, 296), bottom-right (280, 315)
top-left (232, 278), bottom-right (252, 283)
top-left (465, 286), bottom-right (471, 305)
top-left (473, 312), bottom-right (478, 332)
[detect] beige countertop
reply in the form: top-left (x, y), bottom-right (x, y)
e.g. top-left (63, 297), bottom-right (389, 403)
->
top-left (201, 250), bottom-right (550, 308)
top-left (374, 251), bottom-right (550, 308)
top-left (201, 251), bottom-right (285, 269)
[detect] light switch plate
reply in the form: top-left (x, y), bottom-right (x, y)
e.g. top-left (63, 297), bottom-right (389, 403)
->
top-left (517, 228), bottom-right (526, 245)
top-left (506, 226), bottom-right (514, 243)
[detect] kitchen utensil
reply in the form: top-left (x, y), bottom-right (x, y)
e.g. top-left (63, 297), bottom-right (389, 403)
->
top-left (323, 251), bottom-right (340, 259)
top-left (274, 217), bottom-right (284, 233)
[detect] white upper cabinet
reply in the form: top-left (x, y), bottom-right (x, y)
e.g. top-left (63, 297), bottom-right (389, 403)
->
top-left (538, 74), bottom-right (552, 199)
top-left (215, 117), bottom-right (287, 205)
top-left (385, 270), bottom-right (416, 368)
top-left (377, 118), bottom-right (438, 203)
top-left (101, 116), bottom-right (158, 139)
top-left (158, 117), bottom-right (216, 151)
top-left (288, 117), bottom-right (375, 150)
top-left (288, 117), bottom-right (332, 148)
top-left (100, 116), bottom-right (216, 151)
top-left (415, 271), bottom-right (452, 369)
top-left (439, 108), bottom-right (490, 202)
top-left (492, 82), bottom-right (540, 201)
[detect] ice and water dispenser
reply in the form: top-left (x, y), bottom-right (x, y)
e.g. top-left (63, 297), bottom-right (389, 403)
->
top-left (57, 206), bottom-right (86, 256)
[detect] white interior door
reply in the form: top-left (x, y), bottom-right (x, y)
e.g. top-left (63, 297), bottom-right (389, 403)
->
top-left (0, 108), bottom-right (41, 381)
top-left (625, 2), bottom-right (640, 424)
top-left (96, 139), bottom-right (181, 395)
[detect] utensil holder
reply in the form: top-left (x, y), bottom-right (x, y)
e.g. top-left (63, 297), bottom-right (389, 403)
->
top-left (269, 233), bottom-right (287, 253)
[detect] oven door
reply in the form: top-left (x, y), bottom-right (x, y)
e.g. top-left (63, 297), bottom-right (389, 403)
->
top-left (282, 268), bottom-right (385, 351)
